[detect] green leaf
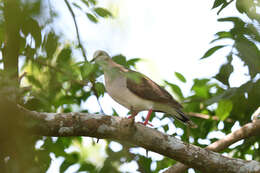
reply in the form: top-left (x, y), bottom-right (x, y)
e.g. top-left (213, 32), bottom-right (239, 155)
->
top-left (112, 55), bottom-right (127, 67)
top-left (138, 156), bottom-right (152, 173)
top-left (214, 62), bottom-right (233, 86)
top-left (94, 82), bottom-right (105, 97)
top-left (218, 17), bottom-right (245, 26)
top-left (174, 72), bottom-right (186, 83)
top-left (45, 32), bottom-right (58, 59)
top-left (57, 95), bottom-right (75, 106)
top-left (191, 79), bottom-right (210, 99)
top-left (163, 124), bottom-right (169, 132)
top-left (86, 13), bottom-right (98, 23)
top-left (88, 0), bottom-right (96, 5)
top-left (235, 36), bottom-right (260, 77)
top-left (60, 153), bottom-right (79, 173)
top-left (78, 162), bottom-right (97, 172)
top-left (21, 17), bottom-right (42, 48)
top-left (81, 62), bottom-right (96, 79)
top-left (212, 0), bottom-right (226, 9)
top-left (72, 2), bottom-right (82, 10)
top-left (81, 0), bottom-right (89, 7)
top-left (211, 31), bottom-right (232, 43)
top-left (27, 75), bottom-right (42, 88)
top-left (94, 7), bottom-right (112, 18)
top-left (216, 100), bottom-right (233, 120)
top-left (201, 45), bottom-right (226, 59)
top-left (217, 1), bottom-right (229, 14)
top-left (127, 58), bottom-right (141, 68)
top-left (57, 47), bottom-right (72, 66)
top-left (165, 81), bottom-right (184, 99)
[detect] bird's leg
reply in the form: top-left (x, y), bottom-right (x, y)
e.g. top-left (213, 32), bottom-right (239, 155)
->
top-left (128, 108), bottom-right (138, 119)
top-left (127, 112), bottom-right (138, 119)
top-left (142, 109), bottom-right (153, 126)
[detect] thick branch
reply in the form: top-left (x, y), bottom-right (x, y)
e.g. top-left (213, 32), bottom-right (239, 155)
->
top-left (19, 106), bottom-right (260, 173)
top-left (164, 117), bottom-right (260, 173)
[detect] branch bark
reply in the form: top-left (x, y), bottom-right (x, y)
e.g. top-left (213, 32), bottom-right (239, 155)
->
top-left (164, 112), bottom-right (260, 173)
top-left (19, 106), bottom-right (260, 173)
top-left (3, 0), bottom-right (21, 79)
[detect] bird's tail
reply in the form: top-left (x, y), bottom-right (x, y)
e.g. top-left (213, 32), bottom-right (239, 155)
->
top-left (173, 109), bottom-right (197, 128)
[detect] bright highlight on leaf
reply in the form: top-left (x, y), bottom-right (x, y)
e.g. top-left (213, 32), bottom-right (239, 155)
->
top-left (94, 7), bottom-right (112, 18)
top-left (86, 13), bottom-right (98, 23)
top-left (216, 100), bottom-right (233, 121)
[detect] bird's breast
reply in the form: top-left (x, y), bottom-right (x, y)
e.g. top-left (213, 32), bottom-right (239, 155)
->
top-left (104, 71), bottom-right (153, 111)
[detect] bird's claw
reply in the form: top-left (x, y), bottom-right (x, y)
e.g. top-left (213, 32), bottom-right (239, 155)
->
top-left (138, 121), bottom-right (153, 127)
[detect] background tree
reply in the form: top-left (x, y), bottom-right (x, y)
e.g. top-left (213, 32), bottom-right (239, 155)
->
top-left (0, 0), bottom-right (259, 173)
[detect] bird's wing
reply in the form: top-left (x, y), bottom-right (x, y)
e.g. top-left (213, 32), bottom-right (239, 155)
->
top-left (125, 70), bottom-right (183, 109)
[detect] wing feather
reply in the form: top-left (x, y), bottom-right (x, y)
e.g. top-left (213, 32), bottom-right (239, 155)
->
top-left (126, 70), bottom-right (183, 109)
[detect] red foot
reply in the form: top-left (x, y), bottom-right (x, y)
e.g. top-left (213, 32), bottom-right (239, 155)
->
top-left (138, 121), bottom-right (153, 127)
top-left (127, 115), bottom-right (133, 119)
top-left (143, 109), bottom-right (153, 125)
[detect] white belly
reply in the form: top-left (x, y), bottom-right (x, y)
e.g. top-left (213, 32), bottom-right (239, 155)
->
top-left (104, 71), bottom-right (153, 111)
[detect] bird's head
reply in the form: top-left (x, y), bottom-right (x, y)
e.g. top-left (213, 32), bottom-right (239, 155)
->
top-left (91, 50), bottom-right (111, 66)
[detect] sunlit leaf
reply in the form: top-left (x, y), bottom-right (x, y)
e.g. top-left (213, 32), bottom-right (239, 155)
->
top-left (174, 72), bottom-right (186, 83)
top-left (165, 81), bottom-right (184, 99)
top-left (211, 31), bottom-right (232, 43)
top-left (81, 0), bottom-right (89, 7)
top-left (191, 79), bottom-right (210, 99)
top-left (94, 7), bottom-right (112, 18)
top-left (201, 45), bottom-right (226, 59)
top-left (216, 99), bottom-right (233, 120)
top-left (86, 13), bottom-right (98, 23)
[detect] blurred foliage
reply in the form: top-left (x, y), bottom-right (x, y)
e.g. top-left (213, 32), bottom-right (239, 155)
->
top-left (0, 0), bottom-right (259, 173)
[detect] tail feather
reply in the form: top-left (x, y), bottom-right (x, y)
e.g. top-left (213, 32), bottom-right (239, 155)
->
top-left (173, 109), bottom-right (197, 128)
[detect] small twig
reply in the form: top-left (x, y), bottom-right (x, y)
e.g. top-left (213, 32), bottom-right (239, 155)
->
top-left (91, 81), bottom-right (105, 114)
top-left (64, 0), bottom-right (87, 61)
top-left (187, 112), bottom-right (233, 123)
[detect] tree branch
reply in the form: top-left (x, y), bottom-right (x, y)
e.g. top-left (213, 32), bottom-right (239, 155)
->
top-left (19, 106), bottom-right (260, 173)
top-left (64, 0), bottom-right (87, 61)
top-left (164, 110), bottom-right (260, 173)
top-left (3, 0), bottom-right (21, 79)
top-left (187, 112), bottom-right (233, 122)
